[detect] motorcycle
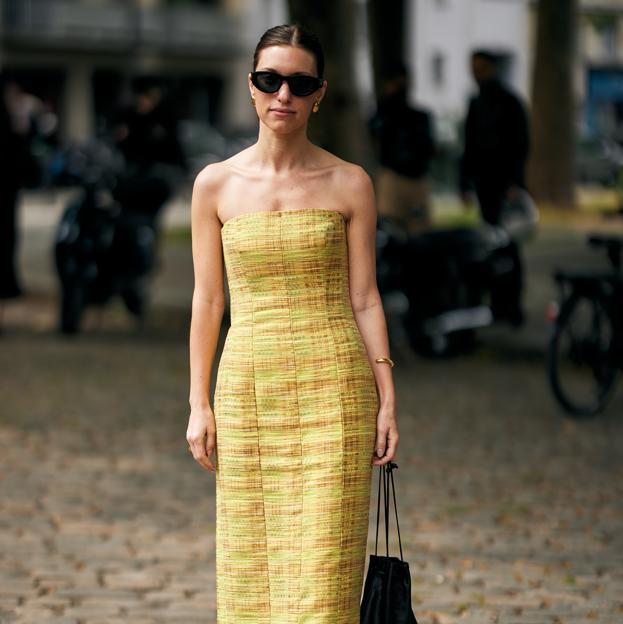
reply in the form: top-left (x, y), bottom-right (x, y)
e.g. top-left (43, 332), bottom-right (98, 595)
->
top-left (377, 191), bottom-right (538, 355)
top-left (53, 140), bottom-right (170, 334)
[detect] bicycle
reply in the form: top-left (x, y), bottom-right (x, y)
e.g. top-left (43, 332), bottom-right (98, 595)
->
top-left (547, 234), bottom-right (623, 417)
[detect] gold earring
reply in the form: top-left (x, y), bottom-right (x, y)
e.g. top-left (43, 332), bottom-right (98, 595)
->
top-left (312, 101), bottom-right (320, 113)
top-left (251, 95), bottom-right (256, 107)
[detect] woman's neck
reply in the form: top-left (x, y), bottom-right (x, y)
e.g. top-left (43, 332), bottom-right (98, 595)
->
top-left (255, 123), bottom-right (314, 173)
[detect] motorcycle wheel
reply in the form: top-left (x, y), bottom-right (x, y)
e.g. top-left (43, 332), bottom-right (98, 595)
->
top-left (547, 293), bottom-right (618, 417)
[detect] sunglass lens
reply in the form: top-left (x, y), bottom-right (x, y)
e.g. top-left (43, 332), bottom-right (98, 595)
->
top-left (289, 76), bottom-right (320, 96)
top-left (254, 72), bottom-right (281, 93)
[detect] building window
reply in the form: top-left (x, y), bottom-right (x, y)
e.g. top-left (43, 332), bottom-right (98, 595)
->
top-left (600, 23), bottom-right (617, 59)
top-left (588, 13), bottom-right (619, 61)
top-left (431, 52), bottom-right (445, 88)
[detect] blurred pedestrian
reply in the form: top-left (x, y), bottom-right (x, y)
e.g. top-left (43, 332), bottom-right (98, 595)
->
top-left (0, 75), bottom-right (32, 329)
top-left (112, 76), bottom-right (186, 220)
top-left (460, 49), bottom-right (530, 325)
top-left (3, 79), bottom-right (45, 188)
top-left (369, 61), bottom-right (435, 232)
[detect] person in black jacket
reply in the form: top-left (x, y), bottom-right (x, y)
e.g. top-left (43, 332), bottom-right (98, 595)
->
top-left (113, 76), bottom-right (186, 219)
top-left (460, 50), bottom-right (530, 325)
top-left (0, 74), bottom-right (30, 328)
top-left (370, 62), bottom-right (435, 232)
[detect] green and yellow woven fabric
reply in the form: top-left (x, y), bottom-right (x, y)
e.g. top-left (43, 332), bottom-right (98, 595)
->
top-left (213, 208), bottom-right (379, 623)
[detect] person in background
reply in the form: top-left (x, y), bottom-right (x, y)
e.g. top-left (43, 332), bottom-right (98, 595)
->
top-left (459, 49), bottom-right (530, 326)
top-left (113, 76), bottom-right (186, 220)
top-left (369, 61), bottom-right (435, 232)
top-left (0, 75), bottom-right (33, 330)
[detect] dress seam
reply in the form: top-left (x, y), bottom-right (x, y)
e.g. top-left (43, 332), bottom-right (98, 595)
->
top-left (325, 251), bottom-right (346, 621)
top-left (278, 215), bottom-right (304, 623)
top-left (249, 252), bottom-right (271, 623)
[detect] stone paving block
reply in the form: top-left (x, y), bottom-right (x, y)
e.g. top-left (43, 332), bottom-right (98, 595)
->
top-left (63, 604), bottom-right (122, 618)
top-left (142, 589), bottom-right (187, 603)
top-left (123, 605), bottom-right (173, 618)
top-left (0, 597), bottom-right (19, 609)
top-left (12, 605), bottom-right (59, 618)
top-left (0, 579), bottom-right (34, 595)
top-left (16, 619), bottom-right (79, 624)
top-left (86, 620), bottom-right (154, 624)
top-left (54, 536), bottom-right (131, 558)
top-left (27, 595), bottom-right (72, 609)
top-left (103, 570), bottom-right (167, 591)
top-left (55, 587), bottom-right (138, 601)
top-left (68, 559), bottom-right (129, 575)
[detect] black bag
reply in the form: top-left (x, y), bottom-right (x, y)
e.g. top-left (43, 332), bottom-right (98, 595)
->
top-left (360, 462), bottom-right (418, 624)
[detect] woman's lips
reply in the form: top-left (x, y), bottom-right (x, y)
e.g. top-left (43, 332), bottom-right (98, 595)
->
top-left (270, 108), bottom-right (295, 116)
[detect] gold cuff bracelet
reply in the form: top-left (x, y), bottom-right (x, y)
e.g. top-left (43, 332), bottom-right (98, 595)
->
top-left (374, 357), bottom-right (395, 368)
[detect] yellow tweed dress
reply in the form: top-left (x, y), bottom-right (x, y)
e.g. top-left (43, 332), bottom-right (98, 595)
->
top-left (213, 208), bottom-right (379, 623)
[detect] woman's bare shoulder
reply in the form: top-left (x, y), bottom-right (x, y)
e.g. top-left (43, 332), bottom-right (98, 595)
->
top-left (313, 147), bottom-right (372, 189)
top-left (193, 161), bottom-right (226, 197)
top-left (319, 157), bottom-right (375, 223)
top-left (194, 144), bottom-right (258, 191)
top-left (318, 155), bottom-right (373, 211)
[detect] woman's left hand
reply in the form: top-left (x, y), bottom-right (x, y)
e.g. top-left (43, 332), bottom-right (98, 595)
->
top-left (372, 404), bottom-right (398, 466)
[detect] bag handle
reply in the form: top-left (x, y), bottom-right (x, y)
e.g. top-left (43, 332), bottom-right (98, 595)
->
top-left (373, 461), bottom-right (404, 561)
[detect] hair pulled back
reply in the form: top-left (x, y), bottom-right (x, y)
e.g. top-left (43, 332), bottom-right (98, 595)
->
top-left (253, 24), bottom-right (325, 79)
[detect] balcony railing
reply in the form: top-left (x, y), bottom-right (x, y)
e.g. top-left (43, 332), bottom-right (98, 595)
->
top-left (1, 0), bottom-right (243, 55)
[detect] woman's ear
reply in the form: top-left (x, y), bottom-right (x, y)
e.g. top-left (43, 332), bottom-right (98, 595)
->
top-left (317, 79), bottom-right (328, 105)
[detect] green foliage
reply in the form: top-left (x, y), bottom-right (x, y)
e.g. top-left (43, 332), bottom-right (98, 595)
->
top-left (584, 12), bottom-right (618, 32)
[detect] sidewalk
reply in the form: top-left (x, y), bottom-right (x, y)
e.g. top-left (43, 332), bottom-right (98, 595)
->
top-left (1, 190), bottom-right (622, 623)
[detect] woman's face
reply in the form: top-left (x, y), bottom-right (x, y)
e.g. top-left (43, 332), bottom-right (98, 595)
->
top-left (249, 45), bottom-right (326, 134)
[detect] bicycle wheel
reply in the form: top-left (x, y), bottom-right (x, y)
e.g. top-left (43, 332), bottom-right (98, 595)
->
top-left (547, 293), bottom-right (619, 417)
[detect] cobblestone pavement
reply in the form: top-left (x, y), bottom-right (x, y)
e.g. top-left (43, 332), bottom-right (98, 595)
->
top-left (0, 193), bottom-right (622, 623)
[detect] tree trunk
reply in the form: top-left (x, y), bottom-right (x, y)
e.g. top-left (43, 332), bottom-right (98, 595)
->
top-left (367, 0), bottom-right (405, 99)
top-left (527, 0), bottom-right (578, 208)
top-left (287, 0), bottom-right (372, 167)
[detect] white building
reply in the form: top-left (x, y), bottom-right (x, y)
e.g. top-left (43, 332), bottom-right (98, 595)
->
top-left (406, 0), bottom-right (623, 144)
top-left (0, 0), bottom-right (287, 141)
top-left (407, 0), bottom-right (532, 145)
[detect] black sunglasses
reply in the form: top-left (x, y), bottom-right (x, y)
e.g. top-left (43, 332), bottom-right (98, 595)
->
top-left (251, 71), bottom-right (324, 97)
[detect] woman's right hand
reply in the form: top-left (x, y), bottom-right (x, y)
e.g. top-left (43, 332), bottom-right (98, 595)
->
top-left (186, 406), bottom-right (217, 472)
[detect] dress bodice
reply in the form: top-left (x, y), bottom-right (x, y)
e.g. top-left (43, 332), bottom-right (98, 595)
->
top-left (220, 208), bottom-right (353, 329)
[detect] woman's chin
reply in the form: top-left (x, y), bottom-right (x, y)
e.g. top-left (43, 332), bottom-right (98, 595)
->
top-left (262, 118), bottom-right (307, 135)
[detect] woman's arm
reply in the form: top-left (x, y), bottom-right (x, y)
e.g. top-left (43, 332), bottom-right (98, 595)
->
top-left (187, 166), bottom-right (226, 472)
top-left (343, 165), bottom-right (398, 467)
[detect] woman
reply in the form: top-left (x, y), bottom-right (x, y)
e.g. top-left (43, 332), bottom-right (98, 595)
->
top-left (187, 24), bottom-right (399, 623)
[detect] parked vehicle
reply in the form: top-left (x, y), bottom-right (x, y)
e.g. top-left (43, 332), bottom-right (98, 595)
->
top-left (376, 194), bottom-right (538, 355)
top-left (547, 234), bottom-right (623, 417)
top-left (54, 140), bottom-right (167, 334)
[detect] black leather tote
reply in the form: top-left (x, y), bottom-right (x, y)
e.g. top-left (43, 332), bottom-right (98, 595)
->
top-left (360, 462), bottom-right (418, 624)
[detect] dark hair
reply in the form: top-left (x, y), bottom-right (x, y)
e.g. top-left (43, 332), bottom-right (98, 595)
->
top-left (471, 49), bottom-right (498, 65)
top-left (253, 24), bottom-right (325, 78)
top-left (131, 75), bottom-right (162, 95)
top-left (382, 60), bottom-right (409, 82)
